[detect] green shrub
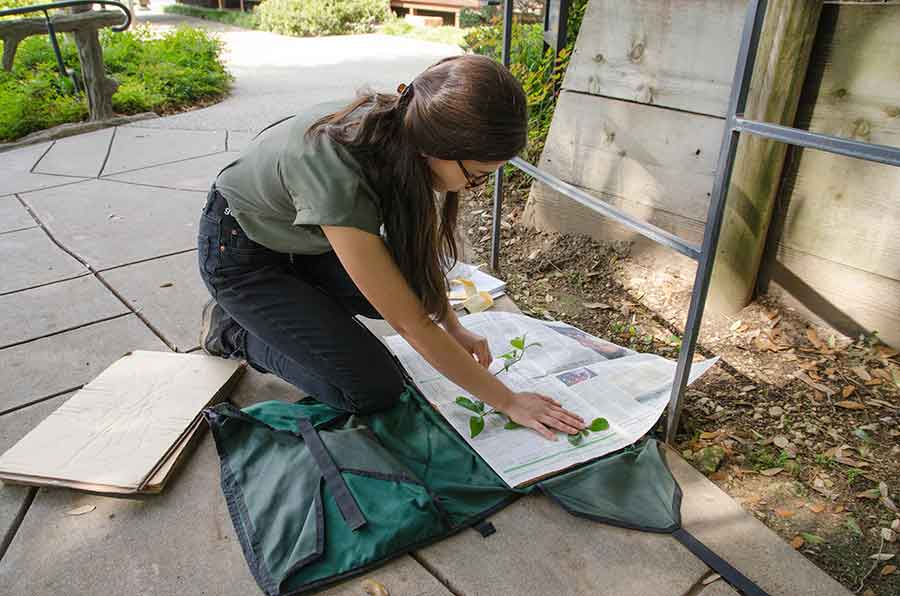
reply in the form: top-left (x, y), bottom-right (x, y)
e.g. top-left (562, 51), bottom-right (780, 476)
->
top-left (256, 0), bottom-right (389, 37)
top-left (462, 22), bottom-right (545, 71)
top-left (459, 6), bottom-right (498, 29)
top-left (163, 3), bottom-right (259, 29)
top-left (0, 25), bottom-right (230, 141)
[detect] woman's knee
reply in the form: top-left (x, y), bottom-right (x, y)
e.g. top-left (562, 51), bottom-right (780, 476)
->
top-left (345, 373), bottom-right (405, 414)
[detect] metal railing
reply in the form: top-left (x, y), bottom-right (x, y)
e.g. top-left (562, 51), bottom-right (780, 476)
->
top-left (0, 0), bottom-right (131, 92)
top-left (489, 0), bottom-right (900, 443)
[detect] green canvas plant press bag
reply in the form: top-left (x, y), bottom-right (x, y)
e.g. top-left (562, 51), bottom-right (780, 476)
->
top-left (203, 384), bottom-right (770, 595)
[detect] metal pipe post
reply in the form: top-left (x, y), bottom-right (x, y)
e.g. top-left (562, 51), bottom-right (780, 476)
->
top-left (665, 0), bottom-right (769, 443)
top-left (490, 0), bottom-right (515, 273)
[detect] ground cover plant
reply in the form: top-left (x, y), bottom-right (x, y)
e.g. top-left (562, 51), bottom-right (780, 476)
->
top-left (0, 23), bottom-right (230, 141)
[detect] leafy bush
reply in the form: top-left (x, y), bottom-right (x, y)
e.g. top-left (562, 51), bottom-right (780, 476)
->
top-left (256, 0), bottom-right (389, 37)
top-left (0, 25), bottom-right (230, 141)
top-left (163, 3), bottom-right (259, 29)
top-left (459, 6), bottom-right (498, 28)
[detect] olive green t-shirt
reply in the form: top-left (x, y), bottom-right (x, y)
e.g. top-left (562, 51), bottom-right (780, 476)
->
top-left (215, 99), bottom-right (383, 255)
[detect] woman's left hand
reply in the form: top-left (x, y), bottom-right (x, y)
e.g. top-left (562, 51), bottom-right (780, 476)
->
top-left (447, 326), bottom-right (492, 368)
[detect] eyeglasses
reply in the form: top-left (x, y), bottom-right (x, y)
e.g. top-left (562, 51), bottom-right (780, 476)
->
top-left (457, 160), bottom-right (492, 189)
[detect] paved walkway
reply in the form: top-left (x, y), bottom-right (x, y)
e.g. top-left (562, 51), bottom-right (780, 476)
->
top-left (0, 14), bottom-right (851, 596)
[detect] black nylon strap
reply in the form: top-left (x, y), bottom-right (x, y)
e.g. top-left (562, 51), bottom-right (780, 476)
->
top-left (673, 528), bottom-right (770, 596)
top-left (296, 417), bottom-right (367, 532)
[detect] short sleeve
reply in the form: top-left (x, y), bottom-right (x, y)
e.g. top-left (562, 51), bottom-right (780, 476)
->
top-left (281, 131), bottom-right (382, 237)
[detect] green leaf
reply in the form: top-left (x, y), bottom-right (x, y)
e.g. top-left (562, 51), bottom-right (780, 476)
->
top-left (567, 432), bottom-right (584, 446)
top-left (801, 532), bottom-right (825, 545)
top-left (589, 417), bottom-right (609, 432)
top-left (581, 429), bottom-right (589, 437)
top-left (475, 400), bottom-right (486, 413)
top-left (504, 420), bottom-right (523, 430)
top-left (498, 351), bottom-right (516, 360)
top-left (455, 396), bottom-right (481, 413)
top-left (510, 336), bottom-right (525, 350)
top-left (845, 517), bottom-right (863, 537)
top-left (469, 416), bottom-right (485, 438)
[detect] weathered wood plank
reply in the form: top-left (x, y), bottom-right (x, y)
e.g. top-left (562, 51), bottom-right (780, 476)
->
top-left (768, 4), bottom-right (900, 281)
top-left (763, 245), bottom-right (900, 349)
top-left (707, 0), bottom-right (823, 314)
top-left (523, 90), bottom-right (720, 243)
top-left (563, 0), bottom-right (748, 117)
top-left (73, 26), bottom-right (117, 121)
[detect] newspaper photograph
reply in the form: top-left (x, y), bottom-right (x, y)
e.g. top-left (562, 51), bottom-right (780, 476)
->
top-left (385, 311), bottom-right (717, 487)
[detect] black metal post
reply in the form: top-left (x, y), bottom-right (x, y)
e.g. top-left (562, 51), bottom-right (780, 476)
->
top-left (490, 0), bottom-right (514, 273)
top-left (664, 0), bottom-right (769, 442)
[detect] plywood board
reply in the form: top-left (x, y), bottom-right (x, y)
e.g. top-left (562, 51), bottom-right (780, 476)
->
top-left (563, 0), bottom-right (748, 117)
top-left (524, 90), bottom-right (721, 244)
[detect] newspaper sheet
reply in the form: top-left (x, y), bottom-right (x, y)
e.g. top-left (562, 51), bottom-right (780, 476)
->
top-left (385, 311), bottom-right (716, 487)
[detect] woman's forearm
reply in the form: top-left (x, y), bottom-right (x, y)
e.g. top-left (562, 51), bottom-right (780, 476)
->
top-left (402, 319), bottom-right (513, 410)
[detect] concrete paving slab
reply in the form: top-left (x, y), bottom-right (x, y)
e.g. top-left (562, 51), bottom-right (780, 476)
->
top-left (318, 557), bottom-right (452, 596)
top-left (0, 315), bottom-right (167, 412)
top-left (664, 447), bottom-right (853, 596)
top-left (0, 414), bottom-right (448, 596)
top-left (0, 393), bottom-right (69, 548)
top-left (1, 141), bottom-right (51, 170)
top-left (0, 276), bottom-right (127, 348)
top-left (105, 151), bottom-right (238, 192)
top-left (0, 196), bottom-right (36, 234)
top-left (415, 493), bottom-right (709, 596)
top-left (227, 130), bottom-right (256, 152)
top-left (101, 127), bottom-right (226, 176)
top-left (0, 171), bottom-right (86, 199)
top-left (0, 227), bottom-right (88, 294)
top-left (699, 578), bottom-right (741, 596)
top-left (23, 179), bottom-right (204, 270)
top-left (33, 128), bottom-right (114, 178)
top-left (101, 251), bottom-right (209, 352)
top-left (128, 32), bottom-right (462, 131)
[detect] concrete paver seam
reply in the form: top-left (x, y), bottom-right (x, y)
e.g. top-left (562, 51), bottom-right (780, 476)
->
top-left (224, 129), bottom-right (229, 152)
top-left (1, 177), bottom-right (93, 200)
top-left (101, 177), bottom-right (221, 194)
top-left (99, 149), bottom-right (230, 180)
top-left (13, 194), bottom-right (178, 352)
top-left (0, 486), bottom-right (37, 563)
top-left (409, 552), bottom-right (465, 596)
top-left (0, 312), bottom-right (133, 352)
top-left (0, 272), bottom-right (91, 298)
top-left (0, 384), bottom-right (84, 417)
top-left (0, 225), bottom-right (39, 237)
top-left (29, 140), bottom-right (56, 174)
top-left (679, 569), bottom-right (719, 596)
top-left (96, 247), bottom-right (199, 274)
top-left (97, 126), bottom-right (118, 178)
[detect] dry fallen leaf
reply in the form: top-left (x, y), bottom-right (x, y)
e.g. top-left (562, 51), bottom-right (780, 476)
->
top-left (807, 328), bottom-right (824, 349)
top-left (809, 503), bottom-right (826, 514)
top-left (791, 536), bottom-right (804, 549)
top-left (882, 564), bottom-right (897, 576)
top-left (870, 553), bottom-right (895, 561)
top-left (701, 574), bottom-right (721, 586)
top-left (761, 467), bottom-right (784, 477)
top-left (582, 302), bottom-right (611, 310)
top-left (881, 481), bottom-right (890, 498)
top-left (730, 320), bottom-right (743, 332)
top-left (836, 400), bottom-right (865, 410)
top-left (361, 579), bottom-right (390, 596)
top-left (775, 508), bottom-right (795, 519)
top-left (65, 505), bottom-right (95, 516)
top-left (841, 386), bottom-right (856, 398)
top-left (852, 366), bottom-right (873, 382)
top-left (857, 488), bottom-right (882, 500)
top-left (863, 590), bottom-right (875, 596)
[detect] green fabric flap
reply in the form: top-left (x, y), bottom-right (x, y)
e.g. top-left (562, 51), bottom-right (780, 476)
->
top-left (537, 439), bottom-right (681, 533)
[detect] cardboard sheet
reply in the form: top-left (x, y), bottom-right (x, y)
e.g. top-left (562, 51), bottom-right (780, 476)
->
top-left (0, 351), bottom-right (244, 494)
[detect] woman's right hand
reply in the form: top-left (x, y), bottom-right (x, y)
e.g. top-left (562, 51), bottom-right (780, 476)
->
top-left (502, 392), bottom-right (586, 441)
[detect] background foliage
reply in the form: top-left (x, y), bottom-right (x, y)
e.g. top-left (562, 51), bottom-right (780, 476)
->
top-left (0, 24), bottom-right (230, 141)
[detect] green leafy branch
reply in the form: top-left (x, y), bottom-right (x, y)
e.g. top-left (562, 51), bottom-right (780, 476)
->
top-left (454, 334), bottom-right (610, 444)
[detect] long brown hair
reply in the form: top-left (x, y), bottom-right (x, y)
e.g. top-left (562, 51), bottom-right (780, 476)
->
top-left (305, 54), bottom-right (528, 321)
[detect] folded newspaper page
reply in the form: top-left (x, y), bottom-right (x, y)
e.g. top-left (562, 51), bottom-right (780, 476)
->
top-left (385, 311), bottom-right (717, 487)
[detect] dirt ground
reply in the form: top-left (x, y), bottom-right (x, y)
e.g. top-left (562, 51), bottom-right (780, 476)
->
top-left (458, 183), bottom-right (900, 596)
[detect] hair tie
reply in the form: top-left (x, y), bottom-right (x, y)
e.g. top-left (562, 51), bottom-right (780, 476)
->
top-left (396, 81), bottom-right (414, 102)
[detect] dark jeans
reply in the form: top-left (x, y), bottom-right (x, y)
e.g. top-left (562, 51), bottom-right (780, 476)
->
top-left (197, 186), bottom-right (407, 414)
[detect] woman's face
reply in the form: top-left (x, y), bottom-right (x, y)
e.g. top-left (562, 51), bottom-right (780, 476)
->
top-left (424, 156), bottom-right (507, 193)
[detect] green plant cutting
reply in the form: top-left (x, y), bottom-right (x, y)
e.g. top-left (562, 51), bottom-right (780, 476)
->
top-left (455, 334), bottom-right (608, 443)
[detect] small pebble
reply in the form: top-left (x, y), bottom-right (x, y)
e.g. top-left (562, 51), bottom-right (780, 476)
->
top-left (769, 406), bottom-right (784, 417)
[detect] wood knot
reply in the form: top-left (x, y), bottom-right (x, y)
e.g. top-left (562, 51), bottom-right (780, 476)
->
top-left (629, 42), bottom-right (645, 63)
